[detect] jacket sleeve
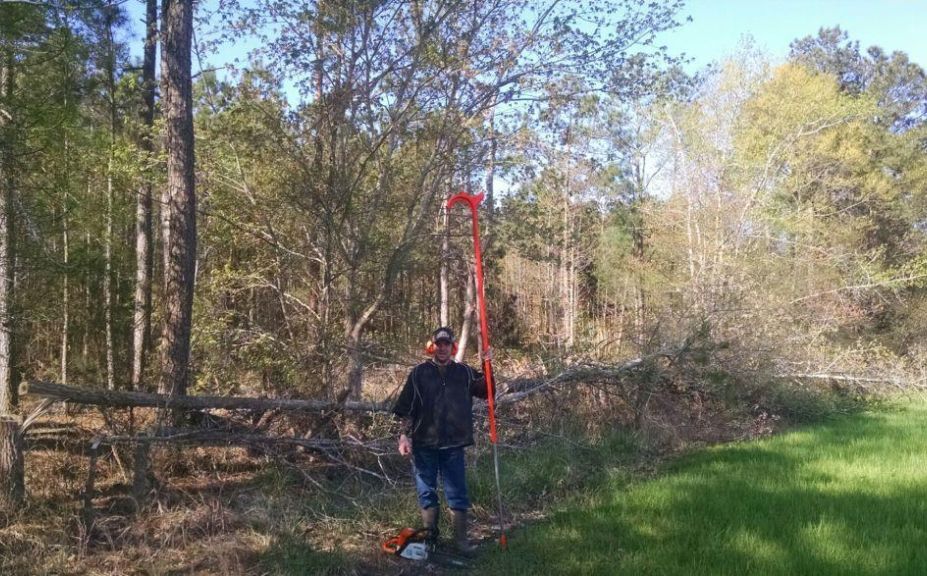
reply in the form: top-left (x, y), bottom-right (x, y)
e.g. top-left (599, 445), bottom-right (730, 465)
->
top-left (469, 365), bottom-right (489, 399)
top-left (392, 367), bottom-right (417, 426)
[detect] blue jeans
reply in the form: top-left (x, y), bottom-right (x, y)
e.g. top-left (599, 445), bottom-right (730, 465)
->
top-left (412, 446), bottom-right (470, 510)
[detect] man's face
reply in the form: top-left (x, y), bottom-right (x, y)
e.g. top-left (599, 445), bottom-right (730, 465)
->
top-left (433, 339), bottom-right (453, 364)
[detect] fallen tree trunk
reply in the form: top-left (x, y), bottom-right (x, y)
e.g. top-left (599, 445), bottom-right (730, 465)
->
top-left (97, 429), bottom-right (391, 452)
top-left (19, 380), bottom-right (390, 413)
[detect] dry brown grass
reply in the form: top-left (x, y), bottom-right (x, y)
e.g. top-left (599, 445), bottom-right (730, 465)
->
top-left (2, 403), bottom-right (363, 575)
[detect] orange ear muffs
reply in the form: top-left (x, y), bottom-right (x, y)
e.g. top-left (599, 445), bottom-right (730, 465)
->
top-left (424, 341), bottom-right (458, 355)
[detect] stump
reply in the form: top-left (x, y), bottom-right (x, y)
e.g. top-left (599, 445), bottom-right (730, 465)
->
top-left (0, 415), bottom-right (24, 511)
top-left (132, 440), bottom-right (151, 507)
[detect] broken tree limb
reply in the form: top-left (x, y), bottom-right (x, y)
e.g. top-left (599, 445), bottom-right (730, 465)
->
top-left (19, 380), bottom-right (390, 413)
top-left (496, 356), bottom-right (647, 405)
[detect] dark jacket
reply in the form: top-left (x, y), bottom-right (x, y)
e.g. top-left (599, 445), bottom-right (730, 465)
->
top-left (392, 360), bottom-right (488, 449)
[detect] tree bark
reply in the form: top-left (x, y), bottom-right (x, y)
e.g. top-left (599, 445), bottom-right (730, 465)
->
top-left (105, 157), bottom-right (115, 390)
top-left (484, 105), bottom-right (497, 221)
top-left (0, 51), bottom-right (14, 413)
top-left (560, 171), bottom-right (574, 351)
top-left (103, 5), bottom-right (119, 391)
top-left (454, 263), bottom-right (475, 362)
top-left (0, 416), bottom-right (24, 511)
top-left (131, 0), bottom-right (157, 391)
top-left (0, 206), bottom-right (8, 413)
top-left (631, 157), bottom-right (647, 348)
top-left (61, 197), bottom-right (69, 385)
top-left (439, 202), bottom-right (449, 327)
top-left (158, 0), bottom-right (197, 399)
top-left (131, 440), bottom-right (151, 506)
top-left (82, 232), bottom-right (90, 361)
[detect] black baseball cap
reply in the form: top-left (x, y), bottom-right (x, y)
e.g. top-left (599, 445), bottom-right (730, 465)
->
top-left (432, 327), bottom-right (455, 343)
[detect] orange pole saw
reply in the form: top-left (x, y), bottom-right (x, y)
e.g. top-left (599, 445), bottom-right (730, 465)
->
top-left (447, 190), bottom-right (508, 550)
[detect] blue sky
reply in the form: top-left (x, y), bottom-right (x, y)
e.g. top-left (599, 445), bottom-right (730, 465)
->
top-left (664, 0), bottom-right (927, 70)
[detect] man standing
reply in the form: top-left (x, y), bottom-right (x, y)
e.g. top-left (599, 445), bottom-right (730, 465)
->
top-left (393, 326), bottom-right (488, 554)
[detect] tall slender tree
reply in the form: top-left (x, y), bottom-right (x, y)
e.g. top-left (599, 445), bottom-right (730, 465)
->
top-left (0, 8), bottom-right (26, 412)
top-left (158, 0), bottom-right (196, 398)
top-left (131, 0), bottom-right (157, 391)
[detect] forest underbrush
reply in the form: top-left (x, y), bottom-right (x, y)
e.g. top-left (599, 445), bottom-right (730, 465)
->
top-left (0, 343), bottom-right (907, 575)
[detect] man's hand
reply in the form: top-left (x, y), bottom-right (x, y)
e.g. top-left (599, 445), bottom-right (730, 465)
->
top-left (480, 347), bottom-right (493, 362)
top-left (398, 433), bottom-right (412, 457)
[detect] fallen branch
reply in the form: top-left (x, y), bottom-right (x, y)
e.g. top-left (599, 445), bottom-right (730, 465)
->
top-left (497, 356), bottom-right (647, 405)
top-left (19, 380), bottom-right (390, 413)
top-left (776, 373), bottom-right (907, 385)
top-left (776, 373), bottom-right (919, 393)
top-left (96, 429), bottom-right (392, 453)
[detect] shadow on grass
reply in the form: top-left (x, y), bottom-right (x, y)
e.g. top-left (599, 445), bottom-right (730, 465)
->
top-left (476, 407), bottom-right (927, 576)
top-left (256, 531), bottom-right (351, 575)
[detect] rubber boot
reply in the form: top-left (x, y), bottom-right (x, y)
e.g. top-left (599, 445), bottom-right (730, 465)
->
top-left (421, 507), bottom-right (439, 546)
top-left (451, 509), bottom-right (475, 555)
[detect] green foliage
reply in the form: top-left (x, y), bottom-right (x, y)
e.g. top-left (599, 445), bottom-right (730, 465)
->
top-left (790, 26), bottom-right (927, 131)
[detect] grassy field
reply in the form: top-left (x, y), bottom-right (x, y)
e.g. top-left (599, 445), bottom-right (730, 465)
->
top-left (475, 399), bottom-right (927, 575)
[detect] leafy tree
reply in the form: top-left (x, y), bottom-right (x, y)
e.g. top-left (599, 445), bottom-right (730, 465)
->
top-left (790, 27), bottom-right (927, 131)
top-left (196, 0), bottom-right (687, 398)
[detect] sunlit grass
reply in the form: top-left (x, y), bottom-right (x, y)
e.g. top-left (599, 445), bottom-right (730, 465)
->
top-left (477, 399), bottom-right (927, 575)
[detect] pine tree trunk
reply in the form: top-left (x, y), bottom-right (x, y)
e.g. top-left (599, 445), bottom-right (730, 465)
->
top-left (0, 221), bottom-right (11, 412)
top-left (485, 105), bottom-right (496, 220)
top-left (0, 416), bottom-right (24, 512)
top-left (82, 232), bottom-right (90, 361)
top-left (439, 202), bottom-right (449, 327)
top-left (632, 160), bottom-right (647, 348)
top-left (61, 197), bottom-right (69, 385)
top-left (560, 183), bottom-right (573, 351)
top-left (158, 0), bottom-right (197, 398)
top-left (105, 160), bottom-right (115, 390)
top-left (0, 54), bottom-right (14, 413)
top-left (131, 0), bottom-right (157, 391)
top-left (104, 7), bottom-right (118, 391)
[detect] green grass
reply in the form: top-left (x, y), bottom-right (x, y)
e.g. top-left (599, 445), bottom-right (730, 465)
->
top-left (476, 400), bottom-right (927, 575)
top-left (258, 532), bottom-right (349, 575)
top-left (469, 430), bottom-right (640, 513)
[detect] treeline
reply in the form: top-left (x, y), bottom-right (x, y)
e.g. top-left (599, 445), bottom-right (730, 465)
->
top-left (1, 1), bottom-right (925, 413)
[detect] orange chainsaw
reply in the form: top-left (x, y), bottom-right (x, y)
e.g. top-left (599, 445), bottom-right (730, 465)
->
top-left (381, 527), bottom-right (431, 560)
